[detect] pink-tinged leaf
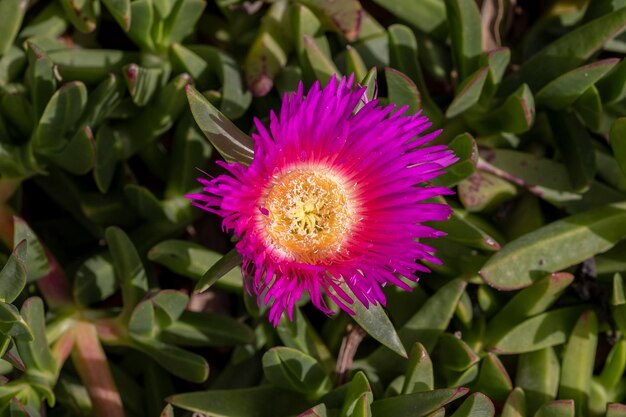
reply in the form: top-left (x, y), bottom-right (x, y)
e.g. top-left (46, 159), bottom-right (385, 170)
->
top-left (72, 321), bottom-right (125, 417)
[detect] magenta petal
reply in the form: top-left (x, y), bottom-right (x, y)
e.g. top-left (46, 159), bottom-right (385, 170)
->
top-left (187, 75), bottom-right (457, 325)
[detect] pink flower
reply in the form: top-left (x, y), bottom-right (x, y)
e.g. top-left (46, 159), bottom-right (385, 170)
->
top-left (187, 75), bottom-right (457, 325)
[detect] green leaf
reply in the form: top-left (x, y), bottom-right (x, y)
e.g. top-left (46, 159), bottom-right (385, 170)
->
top-left (534, 400), bottom-right (575, 417)
top-left (160, 310), bottom-right (254, 347)
top-left (276, 308), bottom-right (334, 372)
top-left (49, 49), bottom-right (138, 85)
top-left (59, 0), bottom-right (98, 33)
top-left (123, 73), bottom-right (191, 157)
top-left (123, 64), bottom-right (164, 106)
top-left (0, 240), bottom-right (27, 303)
top-left (26, 42), bottom-right (56, 121)
top-left (480, 47), bottom-right (511, 100)
top-left (131, 336), bottom-right (209, 383)
top-left (365, 279), bottom-right (466, 382)
top-left (385, 67), bottom-right (420, 114)
top-left (486, 273), bottom-right (574, 346)
top-left (341, 372), bottom-right (372, 417)
top-left (162, 0), bottom-right (205, 46)
top-left (93, 125), bottom-right (121, 193)
top-left (101, 0), bottom-right (131, 31)
top-left (444, 0), bottom-right (483, 80)
top-left (73, 253), bottom-right (117, 306)
top-left (0, 0), bottom-right (27, 56)
top-left (127, 0), bottom-right (155, 51)
top-left (304, 35), bottom-right (341, 84)
top-left (477, 149), bottom-right (579, 204)
top-left (167, 385), bottom-right (308, 417)
top-left (186, 85), bottom-right (254, 165)
top-left (573, 86), bottom-right (603, 132)
top-left (194, 248), bottom-right (243, 293)
top-left (402, 343), bottom-right (433, 394)
top-left (536, 59), bottom-right (619, 109)
top-left (105, 227), bottom-right (148, 320)
top-left (492, 306), bottom-right (585, 354)
top-left (610, 118), bottom-right (626, 177)
top-left (16, 297), bottom-right (55, 375)
top-left (449, 393), bottom-right (495, 417)
top-left (479, 84), bottom-right (535, 134)
top-left (18, 2), bottom-right (67, 41)
top-left (474, 353), bottom-right (513, 401)
top-left (128, 299), bottom-right (156, 337)
top-left (598, 340), bottom-right (626, 391)
top-left (0, 45), bottom-right (26, 86)
top-left (387, 24), bottom-right (443, 124)
top-left (502, 7), bottom-right (626, 93)
top-left (437, 333), bottom-right (479, 371)
top-left (371, 387), bottom-right (469, 417)
top-left (298, 0), bottom-right (362, 41)
top-left (78, 73), bottom-right (125, 129)
top-left (446, 66), bottom-right (489, 118)
top-left (300, 404), bottom-right (329, 417)
top-left (613, 273), bottom-right (626, 306)
top-left (349, 285), bottom-right (406, 358)
top-left (371, 0), bottom-right (446, 37)
top-left (262, 347), bottom-right (331, 396)
top-left (549, 111), bottom-right (596, 192)
top-left (345, 46), bottom-right (368, 82)
top-left (480, 202), bottom-right (626, 290)
top-left (13, 217), bottom-right (50, 283)
top-left (516, 348), bottom-right (560, 415)
top-left (559, 311), bottom-right (598, 417)
top-left (458, 170), bottom-right (517, 212)
top-left (47, 126), bottom-right (96, 175)
top-left (245, 1), bottom-right (290, 96)
top-left (432, 133), bottom-right (477, 187)
top-left (124, 184), bottom-right (168, 221)
top-left (597, 58), bottom-right (626, 103)
top-left (502, 387), bottom-right (527, 417)
top-left (0, 301), bottom-right (32, 340)
top-left (435, 206), bottom-right (501, 251)
top-left (34, 81), bottom-right (87, 155)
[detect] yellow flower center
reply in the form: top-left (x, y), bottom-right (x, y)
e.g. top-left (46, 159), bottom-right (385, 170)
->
top-left (261, 168), bottom-right (354, 264)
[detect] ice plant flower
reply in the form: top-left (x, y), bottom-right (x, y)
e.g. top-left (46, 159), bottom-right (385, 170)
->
top-left (187, 75), bottom-right (458, 325)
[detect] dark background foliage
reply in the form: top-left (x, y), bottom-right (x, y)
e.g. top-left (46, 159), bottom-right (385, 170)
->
top-left (1, 0), bottom-right (626, 416)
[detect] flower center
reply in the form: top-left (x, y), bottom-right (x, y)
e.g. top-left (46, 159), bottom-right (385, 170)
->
top-left (262, 168), bottom-right (354, 264)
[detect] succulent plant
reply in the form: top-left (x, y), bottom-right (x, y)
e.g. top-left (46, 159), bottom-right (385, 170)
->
top-left (1, 0), bottom-right (626, 416)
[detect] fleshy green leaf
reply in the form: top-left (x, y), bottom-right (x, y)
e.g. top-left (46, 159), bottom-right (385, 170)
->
top-left (610, 118), bottom-right (626, 177)
top-left (449, 393), bottom-right (495, 417)
top-left (262, 347), bottom-right (331, 396)
top-left (167, 386), bottom-right (308, 417)
top-left (536, 59), bottom-right (619, 109)
top-left (349, 286), bottom-right (407, 358)
top-left (516, 347), bottom-right (560, 415)
top-left (186, 85), bottom-right (254, 165)
top-left (105, 227), bottom-right (148, 320)
top-left (0, 240), bottom-right (27, 303)
top-left (559, 311), bottom-right (598, 416)
top-left (501, 387), bottom-right (527, 417)
top-left (194, 248), bottom-right (242, 294)
top-left (446, 66), bottom-right (489, 118)
top-left (0, 0), bottom-right (27, 56)
top-left (444, 0), bottom-right (483, 80)
top-left (13, 217), bottom-right (50, 283)
top-left (480, 202), bottom-right (626, 289)
top-left (402, 343), bottom-right (434, 394)
top-left (492, 306), bottom-right (585, 354)
top-left (370, 387), bottom-right (469, 417)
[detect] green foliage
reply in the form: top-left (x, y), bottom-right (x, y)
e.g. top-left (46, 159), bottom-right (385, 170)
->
top-left (0, 1), bottom-right (626, 416)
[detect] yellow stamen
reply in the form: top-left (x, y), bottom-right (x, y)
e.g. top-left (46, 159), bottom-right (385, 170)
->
top-left (261, 168), bottom-right (354, 263)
